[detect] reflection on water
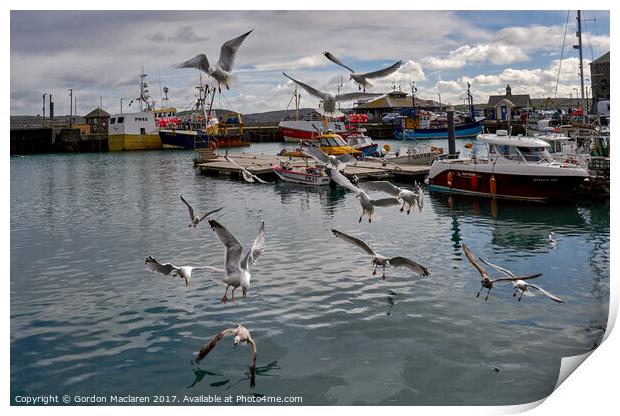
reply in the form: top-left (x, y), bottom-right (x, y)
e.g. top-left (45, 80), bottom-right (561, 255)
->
top-left (10, 149), bottom-right (609, 405)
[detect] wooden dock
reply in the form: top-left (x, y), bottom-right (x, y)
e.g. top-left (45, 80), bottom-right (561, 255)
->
top-left (194, 152), bottom-right (430, 182)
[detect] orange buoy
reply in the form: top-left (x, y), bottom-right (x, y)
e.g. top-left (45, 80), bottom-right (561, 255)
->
top-left (490, 175), bottom-right (497, 195)
top-left (471, 174), bottom-right (478, 189)
top-left (447, 171), bottom-right (454, 188)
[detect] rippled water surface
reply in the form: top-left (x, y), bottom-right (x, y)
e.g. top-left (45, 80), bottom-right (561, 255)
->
top-left (11, 142), bottom-right (609, 405)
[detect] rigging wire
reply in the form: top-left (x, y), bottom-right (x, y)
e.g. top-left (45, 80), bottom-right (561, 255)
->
top-left (554, 10), bottom-right (571, 98)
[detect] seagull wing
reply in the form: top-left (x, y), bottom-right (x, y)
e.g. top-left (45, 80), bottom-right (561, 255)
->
top-left (192, 265), bottom-right (226, 273)
top-left (180, 195), bottom-right (195, 220)
top-left (361, 181), bottom-right (401, 197)
top-left (224, 155), bottom-right (269, 184)
top-left (217, 29), bottom-right (253, 72)
top-left (334, 92), bottom-right (383, 102)
top-left (176, 54), bottom-right (210, 73)
top-left (325, 167), bottom-right (360, 193)
top-left (389, 256), bottom-right (430, 276)
top-left (331, 229), bottom-right (376, 256)
top-left (492, 273), bottom-right (543, 282)
top-left (323, 51), bottom-right (355, 73)
top-left (195, 327), bottom-right (238, 363)
top-left (282, 72), bottom-right (330, 101)
top-left (208, 219), bottom-right (244, 275)
top-left (199, 207), bottom-right (224, 222)
top-left (247, 337), bottom-right (258, 388)
top-left (301, 144), bottom-right (330, 165)
top-left (527, 283), bottom-right (565, 303)
top-left (362, 60), bottom-right (404, 79)
top-left (335, 153), bottom-right (357, 166)
top-left (478, 258), bottom-right (515, 278)
top-left (462, 244), bottom-right (488, 278)
top-left (241, 221), bottom-right (266, 272)
top-left (144, 256), bottom-right (178, 275)
top-left (371, 197), bottom-right (400, 206)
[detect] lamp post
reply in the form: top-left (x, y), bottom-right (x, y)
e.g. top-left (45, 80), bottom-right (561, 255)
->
top-left (438, 93), bottom-right (442, 111)
top-left (42, 93), bottom-right (47, 127)
top-left (410, 81), bottom-right (417, 110)
top-left (446, 104), bottom-right (456, 158)
top-left (68, 88), bottom-right (73, 128)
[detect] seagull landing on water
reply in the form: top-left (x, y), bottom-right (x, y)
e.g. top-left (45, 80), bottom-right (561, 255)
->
top-left (323, 52), bottom-right (403, 92)
top-left (461, 244), bottom-right (543, 301)
top-left (224, 155), bottom-right (270, 184)
top-left (361, 181), bottom-right (422, 215)
top-left (180, 195), bottom-right (223, 228)
top-left (325, 167), bottom-right (399, 223)
top-left (548, 232), bottom-right (557, 248)
top-left (478, 258), bottom-right (564, 303)
top-left (331, 229), bottom-right (430, 280)
top-left (195, 323), bottom-right (257, 388)
top-left (176, 30), bottom-right (253, 93)
top-left (144, 256), bottom-right (222, 286)
top-left (208, 219), bottom-right (265, 304)
top-left (282, 72), bottom-right (382, 115)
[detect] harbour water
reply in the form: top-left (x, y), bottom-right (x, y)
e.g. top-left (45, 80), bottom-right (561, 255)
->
top-left (10, 141), bottom-right (609, 405)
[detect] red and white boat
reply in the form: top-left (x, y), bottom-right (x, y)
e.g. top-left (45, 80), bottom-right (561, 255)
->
top-left (428, 130), bottom-right (589, 201)
top-left (279, 120), bottom-right (349, 142)
top-left (272, 162), bottom-right (331, 185)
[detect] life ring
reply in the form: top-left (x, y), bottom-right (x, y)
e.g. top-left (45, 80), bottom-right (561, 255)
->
top-left (208, 140), bottom-right (217, 151)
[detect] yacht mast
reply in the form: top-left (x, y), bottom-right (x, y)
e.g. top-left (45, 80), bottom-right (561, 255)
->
top-left (576, 10), bottom-right (587, 123)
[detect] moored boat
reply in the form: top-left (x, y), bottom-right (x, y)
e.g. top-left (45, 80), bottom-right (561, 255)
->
top-left (272, 162), bottom-right (331, 185)
top-left (346, 129), bottom-right (378, 156)
top-left (108, 111), bottom-right (162, 151)
top-left (279, 131), bottom-right (362, 157)
top-left (428, 130), bottom-right (589, 200)
top-left (279, 119), bottom-right (348, 142)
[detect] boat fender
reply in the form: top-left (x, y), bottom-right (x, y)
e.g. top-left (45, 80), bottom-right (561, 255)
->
top-left (471, 174), bottom-right (478, 189)
top-left (490, 175), bottom-right (497, 195)
top-left (447, 171), bottom-right (454, 188)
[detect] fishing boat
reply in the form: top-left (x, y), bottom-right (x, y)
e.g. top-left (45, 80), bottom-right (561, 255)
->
top-left (272, 161), bottom-right (331, 185)
top-left (279, 131), bottom-right (362, 157)
top-left (108, 70), bottom-right (162, 151)
top-left (427, 130), bottom-right (589, 200)
top-left (279, 119), bottom-right (348, 142)
top-left (346, 129), bottom-right (378, 156)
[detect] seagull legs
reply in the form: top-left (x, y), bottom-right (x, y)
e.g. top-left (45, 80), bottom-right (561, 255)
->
top-left (485, 287), bottom-right (492, 301)
top-left (221, 285), bottom-right (231, 304)
top-left (381, 264), bottom-right (386, 280)
top-left (518, 290), bottom-right (525, 302)
top-left (476, 286), bottom-right (483, 298)
top-left (230, 287), bottom-right (239, 304)
top-left (372, 263), bottom-right (378, 276)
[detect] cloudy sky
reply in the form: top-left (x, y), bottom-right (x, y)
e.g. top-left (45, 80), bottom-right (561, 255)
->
top-left (10, 9), bottom-right (610, 116)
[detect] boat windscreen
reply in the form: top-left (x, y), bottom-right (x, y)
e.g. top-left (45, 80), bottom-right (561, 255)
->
top-left (517, 146), bottom-right (549, 162)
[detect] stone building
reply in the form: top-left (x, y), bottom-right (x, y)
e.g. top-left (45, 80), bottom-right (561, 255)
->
top-left (84, 107), bottom-right (111, 134)
top-left (486, 84), bottom-right (532, 120)
top-left (589, 51), bottom-right (610, 114)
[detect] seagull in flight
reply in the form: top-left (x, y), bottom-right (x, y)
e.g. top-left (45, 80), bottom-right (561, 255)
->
top-left (282, 72), bottom-right (382, 114)
top-left (323, 52), bottom-right (404, 92)
top-left (301, 142), bottom-right (357, 172)
top-left (208, 219), bottom-right (265, 303)
top-left (478, 258), bottom-right (564, 303)
top-left (325, 167), bottom-right (399, 223)
top-left (224, 155), bottom-right (270, 184)
top-left (461, 244), bottom-right (542, 301)
top-left (195, 323), bottom-right (257, 388)
top-left (177, 30), bottom-right (253, 93)
top-left (361, 181), bottom-right (422, 215)
top-left (180, 195), bottom-right (223, 228)
top-left (144, 256), bottom-right (221, 286)
top-left (331, 229), bottom-right (430, 279)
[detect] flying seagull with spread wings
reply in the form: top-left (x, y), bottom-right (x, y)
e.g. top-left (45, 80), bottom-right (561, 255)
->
top-left (195, 323), bottom-right (257, 388)
top-left (300, 142), bottom-right (357, 172)
top-left (461, 244), bottom-right (543, 301)
top-left (323, 52), bottom-right (403, 92)
top-left (177, 30), bottom-right (253, 93)
top-left (478, 258), bottom-right (564, 303)
top-left (361, 181), bottom-right (422, 215)
top-left (208, 219), bottom-right (265, 303)
top-left (282, 72), bottom-right (382, 114)
top-left (331, 229), bottom-right (430, 280)
top-left (180, 195), bottom-right (223, 228)
top-left (144, 256), bottom-right (222, 286)
top-left (326, 167), bottom-right (399, 223)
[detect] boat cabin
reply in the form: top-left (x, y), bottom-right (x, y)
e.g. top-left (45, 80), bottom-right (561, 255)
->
top-left (478, 130), bottom-right (553, 164)
top-left (109, 111), bottom-right (158, 136)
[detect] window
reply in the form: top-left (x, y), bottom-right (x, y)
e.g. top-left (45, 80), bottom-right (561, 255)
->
top-left (496, 145), bottom-right (521, 161)
top-left (117, 117), bottom-right (125, 124)
top-left (517, 146), bottom-right (547, 162)
top-left (110, 118), bottom-right (116, 124)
